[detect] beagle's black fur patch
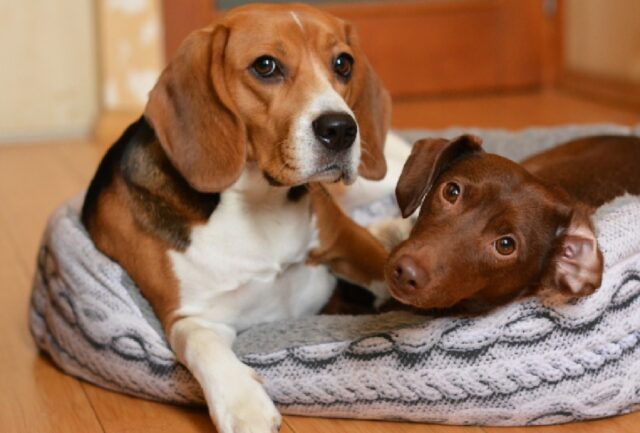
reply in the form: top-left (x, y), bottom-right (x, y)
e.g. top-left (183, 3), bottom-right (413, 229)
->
top-left (82, 117), bottom-right (220, 250)
top-left (287, 185), bottom-right (309, 202)
top-left (263, 171), bottom-right (283, 187)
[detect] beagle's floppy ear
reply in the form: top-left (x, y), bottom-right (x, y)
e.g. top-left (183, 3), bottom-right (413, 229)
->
top-left (344, 23), bottom-right (391, 181)
top-left (396, 135), bottom-right (483, 217)
top-left (145, 26), bottom-right (246, 193)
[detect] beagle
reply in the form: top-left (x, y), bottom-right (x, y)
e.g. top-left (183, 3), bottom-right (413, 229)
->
top-left (82, 4), bottom-right (397, 433)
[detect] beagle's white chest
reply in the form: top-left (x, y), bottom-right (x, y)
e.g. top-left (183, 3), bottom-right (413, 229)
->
top-left (168, 167), bottom-right (336, 331)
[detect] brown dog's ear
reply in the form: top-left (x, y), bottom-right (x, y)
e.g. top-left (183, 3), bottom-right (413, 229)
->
top-left (145, 26), bottom-right (246, 193)
top-left (344, 22), bottom-right (391, 180)
top-left (396, 135), bottom-right (483, 217)
top-left (542, 205), bottom-right (603, 297)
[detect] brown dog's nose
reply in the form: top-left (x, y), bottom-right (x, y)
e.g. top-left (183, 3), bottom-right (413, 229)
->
top-left (312, 112), bottom-right (357, 151)
top-left (392, 255), bottom-right (428, 291)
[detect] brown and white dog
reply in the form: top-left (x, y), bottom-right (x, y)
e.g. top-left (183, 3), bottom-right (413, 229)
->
top-left (81, 4), bottom-right (401, 433)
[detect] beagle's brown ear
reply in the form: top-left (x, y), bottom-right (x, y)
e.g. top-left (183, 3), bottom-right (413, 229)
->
top-left (145, 26), bottom-right (246, 193)
top-left (344, 23), bottom-right (391, 181)
top-left (396, 135), bottom-right (483, 217)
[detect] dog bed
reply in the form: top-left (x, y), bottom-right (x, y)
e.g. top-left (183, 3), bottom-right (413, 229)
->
top-left (30, 124), bottom-right (640, 426)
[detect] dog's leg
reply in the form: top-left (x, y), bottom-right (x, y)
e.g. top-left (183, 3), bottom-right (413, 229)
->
top-left (308, 183), bottom-right (389, 306)
top-left (170, 317), bottom-right (281, 433)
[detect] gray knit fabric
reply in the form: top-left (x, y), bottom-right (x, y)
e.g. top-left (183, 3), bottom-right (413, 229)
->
top-left (30, 125), bottom-right (640, 425)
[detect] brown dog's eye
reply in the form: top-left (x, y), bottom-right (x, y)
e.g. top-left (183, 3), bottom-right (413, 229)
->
top-left (334, 53), bottom-right (353, 79)
top-left (495, 236), bottom-right (516, 255)
top-left (252, 56), bottom-right (280, 79)
top-left (442, 182), bottom-right (461, 203)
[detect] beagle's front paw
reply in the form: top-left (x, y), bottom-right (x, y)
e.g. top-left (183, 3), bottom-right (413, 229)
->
top-left (211, 367), bottom-right (281, 433)
top-left (368, 217), bottom-right (415, 251)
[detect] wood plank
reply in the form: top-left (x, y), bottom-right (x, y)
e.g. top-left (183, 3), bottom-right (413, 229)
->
top-left (82, 380), bottom-right (295, 433)
top-left (286, 416), bottom-right (484, 433)
top-left (52, 139), bottom-right (102, 182)
top-left (0, 142), bottom-right (92, 270)
top-left (0, 146), bottom-right (104, 433)
top-left (81, 383), bottom-right (215, 433)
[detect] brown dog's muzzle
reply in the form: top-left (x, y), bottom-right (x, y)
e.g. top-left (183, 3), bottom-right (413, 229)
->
top-left (389, 254), bottom-right (428, 294)
top-left (385, 247), bottom-right (448, 308)
top-left (385, 240), bottom-right (476, 309)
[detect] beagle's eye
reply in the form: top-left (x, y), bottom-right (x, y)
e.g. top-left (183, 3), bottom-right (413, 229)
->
top-left (495, 236), bottom-right (516, 255)
top-left (333, 53), bottom-right (353, 79)
top-left (442, 182), bottom-right (461, 204)
top-left (252, 56), bottom-right (279, 79)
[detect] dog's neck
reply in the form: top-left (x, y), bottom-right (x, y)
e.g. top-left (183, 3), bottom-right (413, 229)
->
top-left (227, 163), bottom-right (308, 205)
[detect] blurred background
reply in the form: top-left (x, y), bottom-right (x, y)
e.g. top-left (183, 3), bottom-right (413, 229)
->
top-left (0, 0), bottom-right (638, 145)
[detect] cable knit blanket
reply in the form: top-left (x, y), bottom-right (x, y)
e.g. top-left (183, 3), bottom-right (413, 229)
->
top-left (30, 124), bottom-right (640, 426)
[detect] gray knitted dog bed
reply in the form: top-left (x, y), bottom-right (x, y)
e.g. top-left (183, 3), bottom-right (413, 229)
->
top-left (30, 124), bottom-right (640, 426)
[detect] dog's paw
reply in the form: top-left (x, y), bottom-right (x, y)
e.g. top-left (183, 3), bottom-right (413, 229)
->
top-left (368, 280), bottom-right (391, 309)
top-left (211, 367), bottom-right (282, 433)
top-left (368, 217), bottom-right (414, 251)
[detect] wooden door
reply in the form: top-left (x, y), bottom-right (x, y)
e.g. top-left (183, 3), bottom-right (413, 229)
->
top-left (161, 0), bottom-right (561, 98)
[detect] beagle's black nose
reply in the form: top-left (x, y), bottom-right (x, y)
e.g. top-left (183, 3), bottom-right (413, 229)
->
top-left (312, 112), bottom-right (357, 151)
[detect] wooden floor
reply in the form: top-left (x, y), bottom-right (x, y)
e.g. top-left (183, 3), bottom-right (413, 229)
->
top-left (1, 89), bottom-right (639, 433)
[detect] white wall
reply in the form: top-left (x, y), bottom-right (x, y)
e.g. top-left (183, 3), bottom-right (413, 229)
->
top-left (0, 0), bottom-right (99, 142)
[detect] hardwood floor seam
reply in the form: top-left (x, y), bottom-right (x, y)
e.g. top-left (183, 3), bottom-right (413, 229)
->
top-left (80, 384), bottom-right (108, 433)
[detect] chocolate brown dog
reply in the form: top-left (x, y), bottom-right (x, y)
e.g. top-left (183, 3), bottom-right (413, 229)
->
top-left (386, 134), bottom-right (640, 310)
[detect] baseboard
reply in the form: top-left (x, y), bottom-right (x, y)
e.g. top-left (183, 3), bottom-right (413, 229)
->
top-left (561, 69), bottom-right (640, 111)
